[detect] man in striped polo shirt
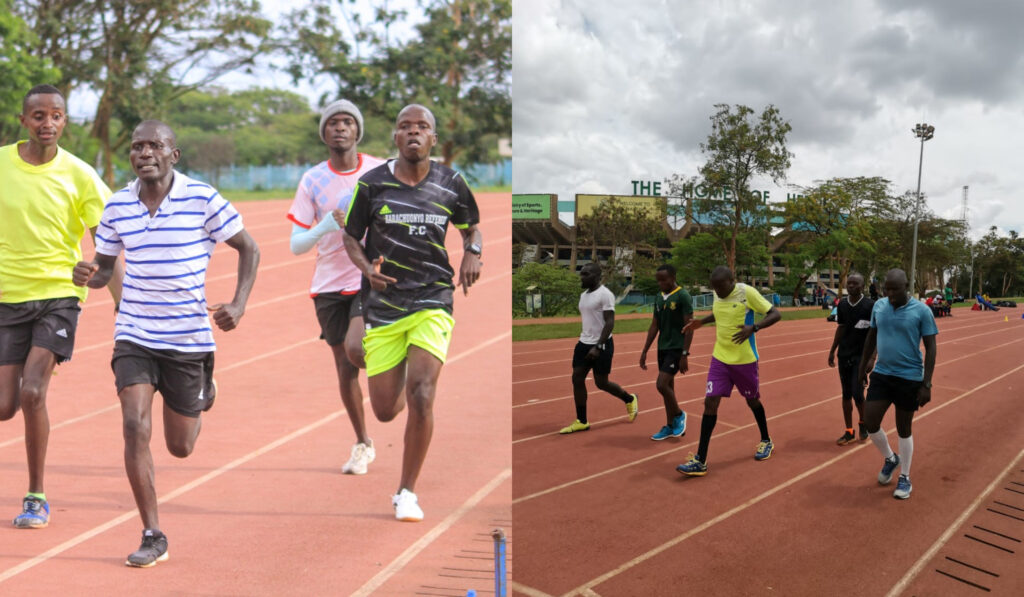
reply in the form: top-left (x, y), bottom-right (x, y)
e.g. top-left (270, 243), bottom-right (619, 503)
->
top-left (74, 120), bottom-right (259, 567)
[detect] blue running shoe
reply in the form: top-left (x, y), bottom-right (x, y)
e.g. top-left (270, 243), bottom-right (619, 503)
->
top-left (754, 439), bottom-right (774, 461)
top-left (878, 454), bottom-right (900, 485)
top-left (676, 454), bottom-right (707, 476)
top-left (13, 496), bottom-right (49, 529)
top-left (893, 474), bottom-right (912, 499)
top-left (651, 425), bottom-right (674, 441)
top-left (670, 412), bottom-right (686, 437)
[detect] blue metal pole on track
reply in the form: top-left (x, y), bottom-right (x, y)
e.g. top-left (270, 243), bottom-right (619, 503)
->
top-left (492, 528), bottom-right (507, 597)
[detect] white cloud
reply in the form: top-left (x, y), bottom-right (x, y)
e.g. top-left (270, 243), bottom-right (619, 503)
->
top-left (513, 0), bottom-right (1024, 237)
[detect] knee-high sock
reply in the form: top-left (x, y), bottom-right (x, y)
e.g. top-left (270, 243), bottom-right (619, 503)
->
top-left (869, 429), bottom-right (894, 460)
top-left (749, 402), bottom-right (770, 441)
top-left (898, 436), bottom-right (913, 477)
top-left (697, 415), bottom-right (717, 462)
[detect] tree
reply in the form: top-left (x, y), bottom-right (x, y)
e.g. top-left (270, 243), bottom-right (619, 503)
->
top-left (512, 262), bottom-right (581, 318)
top-left (574, 197), bottom-right (668, 286)
top-left (282, 0), bottom-right (510, 169)
top-left (0, 2), bottom-right (61, 144)
top-left (698, 104), bottom-right (792, 272)
top-left (15, 0), bottom-right (274, 184)
top-left (670, 231), bottom-right (768, 289)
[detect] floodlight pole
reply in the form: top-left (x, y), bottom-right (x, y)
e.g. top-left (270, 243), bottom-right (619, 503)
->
top-left (909, 123), bottom-right (934, 295)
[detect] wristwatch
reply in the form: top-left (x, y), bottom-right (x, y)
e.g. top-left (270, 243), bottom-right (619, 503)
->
top-left (752, 324), bottom-right (760, 333)
top-left (923, 381), bottom-right (932, 389)
top-left (466, 242), bottom-right (482, 256)
top-left (680, 350), bottom-right (690, 357)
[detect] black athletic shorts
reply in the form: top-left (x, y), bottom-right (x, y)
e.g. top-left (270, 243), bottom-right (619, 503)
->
top-left (837, 355), bottom-right (864, 402)
top-left (313, 291), bottom-right (362, 346)
top-left (572, 337), bottom-right (615, 376)
top-left (0, 297), bottom-right (81, 365)
top-left (657, 348), bottom-right (684, 375)
top-left (111, 340), bottom-right (216, 418)
top-left (866, 371), bottom-right (922, 412)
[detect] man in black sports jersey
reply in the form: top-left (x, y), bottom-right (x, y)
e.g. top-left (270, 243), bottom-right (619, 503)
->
top-left (827, 273), bottom-right (875, 445)
top-left (341, 104), bottom-right (482, 522)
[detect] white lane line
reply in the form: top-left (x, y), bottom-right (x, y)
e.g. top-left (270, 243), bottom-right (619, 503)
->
top-left (350, 468), bottom-right (511, 597)
top-left (885, 447), bottom-right (1024, 597)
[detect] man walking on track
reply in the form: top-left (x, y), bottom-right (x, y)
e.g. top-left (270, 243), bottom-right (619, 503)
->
top-left (287, 100), bottom-right (385, 475)
top-left (639, 264), bottom-right (691, 441)
top-left (1, 84), bottom-right (123, 530)
top-left (676, 266), bottom-right (781, 476)
top-left (827, 273), bottom-right (874, 445)
top-left (342, 104), bottom-right (482, 522)
top-left (559, 262), bottom-right (638, 435)
top-left (74, 120), bottom-right (259, 566)
top-left (858, 268), bottom-right (937, 500)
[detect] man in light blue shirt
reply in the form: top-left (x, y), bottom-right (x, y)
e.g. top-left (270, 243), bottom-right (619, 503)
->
top-left (858, 269), bottom-right (937, 500)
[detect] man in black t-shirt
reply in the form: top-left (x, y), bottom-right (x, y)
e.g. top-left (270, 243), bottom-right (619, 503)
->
top-left (342, 104), bottom-right (482, 522)
top-left (828, 273), bottom-right (875, 444)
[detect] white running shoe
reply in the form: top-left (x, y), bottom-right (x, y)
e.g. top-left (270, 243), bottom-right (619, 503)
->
top-left (341, 441), bottom-right (375, 475)
top-left (392, 489), bottom-right (424, 522)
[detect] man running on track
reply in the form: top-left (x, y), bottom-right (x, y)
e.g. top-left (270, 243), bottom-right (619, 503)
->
top-left (74, 120), bottom-right (259, 566)
top-left (677, 266), bottom-right (781, 476)
top-left (858, 268), bottom-right (937, 500)
top-left (639, 264), bottom-right (690, 441)
top-left (559, 262), bottom-right (638, 435)
top-left (1, 84), bottom-right (123, 529)
top-left (287, 100), bottom-right (385, 475)
top-left (342, 104), bottom-right (482, 522)
top-left (827, 273), bottom-right (874, 445)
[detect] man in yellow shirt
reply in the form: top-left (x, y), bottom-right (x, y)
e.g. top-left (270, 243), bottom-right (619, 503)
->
top-left (677, 266), bottom-right (781, 476)
top-left (0, 85), bottom-right (121, 528)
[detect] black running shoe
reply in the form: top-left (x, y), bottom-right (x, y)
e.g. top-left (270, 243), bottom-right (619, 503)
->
top-left (126, 529), bottom-right (168, 568)
top-left (836, 431), bottom-right (856, 445)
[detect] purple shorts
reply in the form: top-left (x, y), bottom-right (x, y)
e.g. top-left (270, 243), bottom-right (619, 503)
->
top-left (705, 357), bottom-right (760, 400)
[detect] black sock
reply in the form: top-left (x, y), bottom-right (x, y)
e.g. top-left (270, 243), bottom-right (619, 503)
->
top-left (750, 403), bottom-right (770, 441)
top-left (697, 415), bottom-right (717, 462)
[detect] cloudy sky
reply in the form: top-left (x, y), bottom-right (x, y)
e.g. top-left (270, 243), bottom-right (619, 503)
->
top-left (512, 0), bottom-right (1024, 237)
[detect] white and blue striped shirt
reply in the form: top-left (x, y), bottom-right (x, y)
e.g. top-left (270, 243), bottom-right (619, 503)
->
top-left (95, 171), bottom-right (244, 352)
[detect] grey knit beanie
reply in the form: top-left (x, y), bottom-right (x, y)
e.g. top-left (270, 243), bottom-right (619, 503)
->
top-left (319, 99), bottom-right (364, 143)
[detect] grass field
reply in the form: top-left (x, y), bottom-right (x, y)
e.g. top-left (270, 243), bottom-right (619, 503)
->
top-left (512, 297), bottom-right (1020, 342)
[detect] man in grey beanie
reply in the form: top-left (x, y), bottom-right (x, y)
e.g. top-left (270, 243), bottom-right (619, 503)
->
top-left (287, 99), bottom-right (384, 475)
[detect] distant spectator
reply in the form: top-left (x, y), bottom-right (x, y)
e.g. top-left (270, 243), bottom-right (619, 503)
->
top-left (869, 280), bottom-right (879, 301)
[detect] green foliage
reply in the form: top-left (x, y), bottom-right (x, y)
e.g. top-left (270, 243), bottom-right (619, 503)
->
top-left (575, 196), bottom-right (668, 284)
top-left (14, 0), bottom-right (275, 184)
top-left (669, 231), bottom-right (767, 288)
top-left (0, 2), bottom-right (61, 144)
top-left (282, 0), bottom-right (510, 168)
top-left (511, 262), bottom-right (581, 318)
top-left (697, 104), bottom-right (793, 270)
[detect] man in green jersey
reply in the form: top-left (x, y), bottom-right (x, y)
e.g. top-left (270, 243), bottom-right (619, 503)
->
top-left (639, 264), bottom-right (691, 441)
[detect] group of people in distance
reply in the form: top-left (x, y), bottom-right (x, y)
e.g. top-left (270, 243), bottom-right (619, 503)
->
top-left (1, 84), bottom-right (481, 568)
top-left (562, 263), bottom-right (937, 501)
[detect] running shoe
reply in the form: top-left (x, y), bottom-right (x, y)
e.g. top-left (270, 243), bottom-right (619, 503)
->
top-left (836, 430), bottom-right (856, 445)
top-left (342, 441), bottom-right (376, 475)
top-left (126, 529), bottom-right (169, 567)
top-left (878, 454), bottom-right (900, 485)
top-left (559, 419), bottom-right (590, 434)
top-left (392, 489), bottom-right (424, 522)
top-left (893, 474), bottom-right (912, 499)
top-left (676, 454), bottom-right (708, 476)
top-left (12, 496), bottom-right (49, 529)
top-left (754, 439), bottom-right (774, 461)
top-left (625, 394), bottom-right (639, 422)
top-left (670, 411), bottom-right (687, 437)
top-left (651, 425), bottom-right (674, 441)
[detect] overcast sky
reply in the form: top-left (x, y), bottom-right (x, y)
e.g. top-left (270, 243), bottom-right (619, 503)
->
top-left (512, 0), bottom-right (1024, 238)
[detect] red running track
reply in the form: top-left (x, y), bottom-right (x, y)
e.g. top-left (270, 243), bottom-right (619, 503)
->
top-left (0, 193), bottom-right (511, 596)
top-left (511, 309), bottom-right (1024, 596)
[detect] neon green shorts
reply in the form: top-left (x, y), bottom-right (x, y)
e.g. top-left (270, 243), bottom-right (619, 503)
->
top-left (363, 309), bottom-right (455, 377)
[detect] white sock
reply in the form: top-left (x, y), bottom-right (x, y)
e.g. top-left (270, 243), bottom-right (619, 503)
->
top-left (898, 436), bottom-right (913, 478)
top-left (869, 429), bottom-right (894, 460)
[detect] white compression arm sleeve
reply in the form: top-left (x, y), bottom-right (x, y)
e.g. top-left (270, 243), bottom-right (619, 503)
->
top-left (289, 217), bottom-right (341, 255)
